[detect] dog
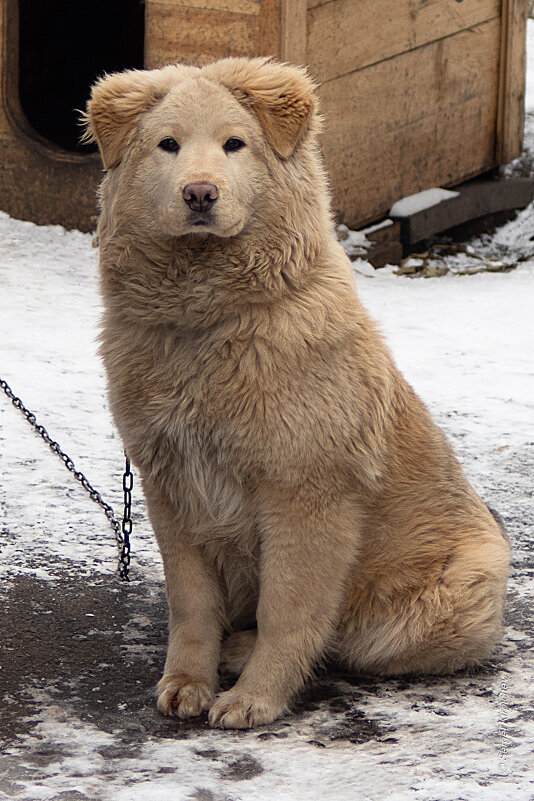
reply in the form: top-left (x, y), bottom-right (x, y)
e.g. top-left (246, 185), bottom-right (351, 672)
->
top-left (84, 57), bottom-right (510, 729)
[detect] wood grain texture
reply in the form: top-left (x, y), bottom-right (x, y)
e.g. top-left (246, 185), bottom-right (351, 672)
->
top-left (258, 0), bottom-right (282, 56)
top-left (151, 0), bottom-right (260, 13)
top-left (319, 20), bottom-right (501, 228)
top-left (145, 3), bottom-right (260, 67)
top-left (307, 0), bottom-right (501, 83)
top-left (280, 0), bottom-right (307, 63)
top-left (496, 0), bottom-right (528, 163)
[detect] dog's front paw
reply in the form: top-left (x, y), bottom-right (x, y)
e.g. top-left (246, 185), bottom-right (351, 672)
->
top-left (208, 688), bottom-right (287, 729)
top-left (157, 674), bottom-right (214, 719)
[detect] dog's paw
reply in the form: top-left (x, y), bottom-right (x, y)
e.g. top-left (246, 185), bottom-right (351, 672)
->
top-left (156, 674), bottom-right (214, 719)
top-left (220, 629), bottom-right (257, 675)
top-left (208, 688), bottom-right (286, 729)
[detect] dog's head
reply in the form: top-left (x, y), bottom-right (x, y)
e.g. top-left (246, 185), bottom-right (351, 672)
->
top-left (84, 58), bottom-right (319, 239)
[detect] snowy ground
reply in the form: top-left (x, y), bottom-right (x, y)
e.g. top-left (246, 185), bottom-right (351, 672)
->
top-left (1, 28), bottom-right (534, 801)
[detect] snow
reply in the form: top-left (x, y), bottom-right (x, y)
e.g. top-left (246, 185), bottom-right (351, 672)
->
top-left (359, 218), bottom-right (394, 236)
top-left (2, 29), bottom-right (534, 801)
top-left (389, 188), bottom-right (460, 218)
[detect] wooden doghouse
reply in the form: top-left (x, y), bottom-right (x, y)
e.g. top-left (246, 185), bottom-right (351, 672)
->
top-left (0, 0), bottom-right (528, 233)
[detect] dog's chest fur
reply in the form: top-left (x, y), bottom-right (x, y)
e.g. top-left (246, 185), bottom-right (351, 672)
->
top-left (99, 229), bottom-right (396, 555)
top-left (102, 276), bottom-right (375, 538)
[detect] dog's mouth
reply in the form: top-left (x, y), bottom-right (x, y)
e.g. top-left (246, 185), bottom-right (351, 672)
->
top-left (187, 216), bottom-right (243, 238)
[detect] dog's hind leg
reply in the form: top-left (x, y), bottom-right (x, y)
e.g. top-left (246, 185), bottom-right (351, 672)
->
top-left (336, 531), bottom-right (509, 676)
top-left (220, 629), bottom-right (257, 675)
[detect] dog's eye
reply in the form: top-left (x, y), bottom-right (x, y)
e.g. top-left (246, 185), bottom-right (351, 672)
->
top-left (158, 138), bottom-right (180, 153)
top-left (223, 138), bottom-right (246, 153)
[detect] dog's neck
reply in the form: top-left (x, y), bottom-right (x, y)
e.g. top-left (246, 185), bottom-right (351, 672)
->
top-left (99, 207), bottom-right (331, 319)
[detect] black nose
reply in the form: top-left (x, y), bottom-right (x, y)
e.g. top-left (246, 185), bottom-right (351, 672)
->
top-left (182, 182), bottom-right (219, 213)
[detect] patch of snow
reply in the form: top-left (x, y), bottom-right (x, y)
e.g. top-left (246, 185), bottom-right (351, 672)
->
top-left (7, 669), bottom-right (533, 801)
top-left (359, 219), bottom-right (394, 237)
top-left (336, 223), bottom-right (371, 248)
top-left (389, 188), bottom-right (460, 218)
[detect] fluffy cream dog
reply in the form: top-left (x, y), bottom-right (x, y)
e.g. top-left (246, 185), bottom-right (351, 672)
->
top-left (85, 57), bottom-right (509, 729)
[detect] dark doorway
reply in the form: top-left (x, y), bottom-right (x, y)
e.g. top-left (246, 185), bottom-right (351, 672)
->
top-left (18, 1), bottom-right (145, 153)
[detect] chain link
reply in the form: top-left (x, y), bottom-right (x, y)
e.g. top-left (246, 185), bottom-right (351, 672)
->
top-left (0, 376), bottom-right (132, 581)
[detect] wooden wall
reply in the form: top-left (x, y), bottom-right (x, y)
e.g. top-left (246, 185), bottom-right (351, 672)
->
top-left (144, 0), bottom-right (308, 67)
top-left (0, 0), bottom-right (528, 231)
top-left (308, 0), bottom-right (527, 225)
top-left (144, 0), bottom-right (528, 228)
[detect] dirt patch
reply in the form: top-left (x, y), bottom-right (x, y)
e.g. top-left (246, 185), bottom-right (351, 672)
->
top-left (0, 568), bottom-right (169, 746)
top-left (0, 568), bottom-right (397, 752)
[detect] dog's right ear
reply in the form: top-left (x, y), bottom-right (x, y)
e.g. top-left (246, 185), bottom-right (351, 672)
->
top-left (82, 69), bottom-right (171, 169)
top-left (201, 57), bottom-right (319, 159)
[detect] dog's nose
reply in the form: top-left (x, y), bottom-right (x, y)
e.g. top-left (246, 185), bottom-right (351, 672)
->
top-left (182, 182), bottom-right (219, 213)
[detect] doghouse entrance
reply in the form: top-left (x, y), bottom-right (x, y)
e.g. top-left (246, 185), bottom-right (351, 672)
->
top-left (18, 0), bottom-right (145, 153)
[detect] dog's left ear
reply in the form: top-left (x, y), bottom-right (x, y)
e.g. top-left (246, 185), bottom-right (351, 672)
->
top-left (82, 67), bottom-right (180, 168)
top-left (202, 58), bottom-right (318, 159)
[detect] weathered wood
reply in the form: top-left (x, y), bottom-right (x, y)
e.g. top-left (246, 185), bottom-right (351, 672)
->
top-left (257, 0), bottom-right (283, 56)
top-left (145, 0), bottom-right (308, 81)
top-left (319, 20), bottom-right (501, 228)
top-left (145, 0), bottom-right (309, 68)
top-left (0, 137), bottom-right (101, 231)
top-left (280, 0), bottom-right (307, 63)
top-left (152, 0), bottom-right (260, 12)
top-left (308, 0), bottom-right (501, 83)
top-left (390, 176), bottom-right (534, 246)
top-left (145, 3), bottom-right (260, 67)
top-left (359, 220), bottom-right (403, 268)
top-left (496, 0), bottom-right (528, 163)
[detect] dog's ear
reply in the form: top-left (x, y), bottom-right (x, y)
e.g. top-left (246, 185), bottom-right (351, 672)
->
top-left (82, 69), bottom-right (173, 169)
top-left (202, 58), bottom-right (318, 159)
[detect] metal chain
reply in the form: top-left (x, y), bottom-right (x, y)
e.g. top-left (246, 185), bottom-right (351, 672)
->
top-left (121, 455), bottom-right (133, 578)
top-left (0, 376), bottom-right (132, 581)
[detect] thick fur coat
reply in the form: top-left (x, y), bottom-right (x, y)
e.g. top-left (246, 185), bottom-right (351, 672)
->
top-left (85, 57), bottom-right (510, 729)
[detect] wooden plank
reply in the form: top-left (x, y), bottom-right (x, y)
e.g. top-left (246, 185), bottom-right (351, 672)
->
top-left (144, 3), bottom-right (260, 68)
top-left (391, 177), bottom-right (534, 245)
top-left (307, 0), bottom-right (501, 83)
top-left (145, 0), bottom-right (308, 75)
top-left (150, 0), bottom-right (260, 12)
top-left (366, 240), bottom-right (404, 268)
top-left (496, 0), bottom-right (528, 164)
top-left (358, 220), bottom-right (403, 268)
top-left (319, 20), bottom-right (501, 228)
top-left (258, 0), bottom-right (283, 57)
top-left (281, 0), bottom-right (307, 64)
